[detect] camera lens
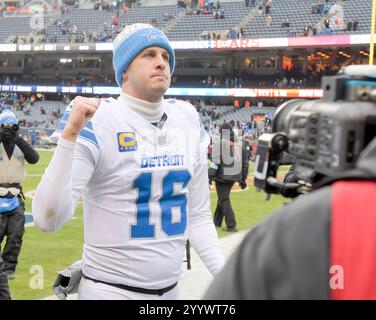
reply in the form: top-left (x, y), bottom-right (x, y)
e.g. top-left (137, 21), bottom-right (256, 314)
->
top-left (272, 99), bottom-right (307, 132)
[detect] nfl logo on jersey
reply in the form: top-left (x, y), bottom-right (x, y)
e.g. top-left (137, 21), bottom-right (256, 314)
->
top-left (117, 132), bottom-right (138, 152)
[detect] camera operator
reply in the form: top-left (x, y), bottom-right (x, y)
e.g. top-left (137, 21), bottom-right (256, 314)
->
top-left (0, 108), bottom-right (39, 281)
top-left (283, 162), bottom-right (298, 183)
top-left (209, 122), bottom-right (249, 232)
top-left (204, 136), bottom-right (376, 299)
top-left (205, 66), bottom-right (376, 299)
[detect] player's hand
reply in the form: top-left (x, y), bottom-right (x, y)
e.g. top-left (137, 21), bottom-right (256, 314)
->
top-left (239, 181), bottom-right (247, 190)
top-left (62, 96), bottom-right (100, 142)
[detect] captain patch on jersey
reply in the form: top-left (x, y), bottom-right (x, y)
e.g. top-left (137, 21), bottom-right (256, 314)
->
top-left (117, 132), bottom-right (138, 152)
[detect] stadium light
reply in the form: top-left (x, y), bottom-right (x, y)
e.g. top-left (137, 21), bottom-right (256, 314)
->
top-left (59, 58), bottom-right (72, 63)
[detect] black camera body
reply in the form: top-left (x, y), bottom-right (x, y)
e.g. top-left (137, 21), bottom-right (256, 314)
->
top-left (254, 65), bottom-right (376, 197)
top-left (0, 124), bottom-right (19, 144)
top-left (0, 124), bottom-right (18, 131)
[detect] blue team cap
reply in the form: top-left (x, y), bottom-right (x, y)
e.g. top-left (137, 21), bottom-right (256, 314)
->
top-left (0, 108), bottom-right (18, 126)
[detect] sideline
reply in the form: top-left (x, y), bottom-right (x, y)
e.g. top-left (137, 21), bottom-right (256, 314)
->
top-left (42, 230), bottom-right (248, 300)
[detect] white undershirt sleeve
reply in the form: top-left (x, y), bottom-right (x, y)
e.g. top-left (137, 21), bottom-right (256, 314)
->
top-left (32, 137), bottom-right (95, 232)
top-left (187, 135), bottom-right (225, 275)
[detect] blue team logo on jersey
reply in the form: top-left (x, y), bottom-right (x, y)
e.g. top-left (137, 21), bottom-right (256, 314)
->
top-left (117, 132), bottom-right (138, 152)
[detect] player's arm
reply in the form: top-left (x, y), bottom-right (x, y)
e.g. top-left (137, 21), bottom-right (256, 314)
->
top-left (32, 97), bottom-right (100, 232)
top-left (187, 120), bottom-right (225, 275)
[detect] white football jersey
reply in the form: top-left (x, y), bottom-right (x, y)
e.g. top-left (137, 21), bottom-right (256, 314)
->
top-left (54, 97), bottom-right (210, 289)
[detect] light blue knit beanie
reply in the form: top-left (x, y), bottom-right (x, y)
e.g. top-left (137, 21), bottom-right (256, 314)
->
top-left (113, 23), bottom-right (175, 88)
top-left (0, 108), bottom-right (18, 126)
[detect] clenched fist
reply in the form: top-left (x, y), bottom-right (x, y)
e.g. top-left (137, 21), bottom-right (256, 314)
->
top-left (62, 96), bottom-right (100, 142)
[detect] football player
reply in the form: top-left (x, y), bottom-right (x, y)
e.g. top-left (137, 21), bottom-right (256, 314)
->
top-left (32, 24), bottom-right (225, 299)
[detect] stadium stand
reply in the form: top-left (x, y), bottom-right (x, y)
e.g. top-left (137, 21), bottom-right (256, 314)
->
top-left (242, 0), bottom-right (371, 38)
top-left (13, 100), bottom-right (66, 129)
top-left (0, 0), bottom-right (373, 139)
top-left (0, 16), bottom-right (35, 43)
top-left (45, 9), bottom-right (115, 43)
top-left (0, 0), bottom-right (371, 44)
top-left (165, 2), bottom-right (253, 41)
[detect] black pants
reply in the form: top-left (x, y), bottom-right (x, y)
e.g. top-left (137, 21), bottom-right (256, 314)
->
top-left (0, 257), bottom-right (10, 300)
top-left (213, 181), bottom-right (236, 229)
top-left (0, 202), bottom-right (25, 273)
